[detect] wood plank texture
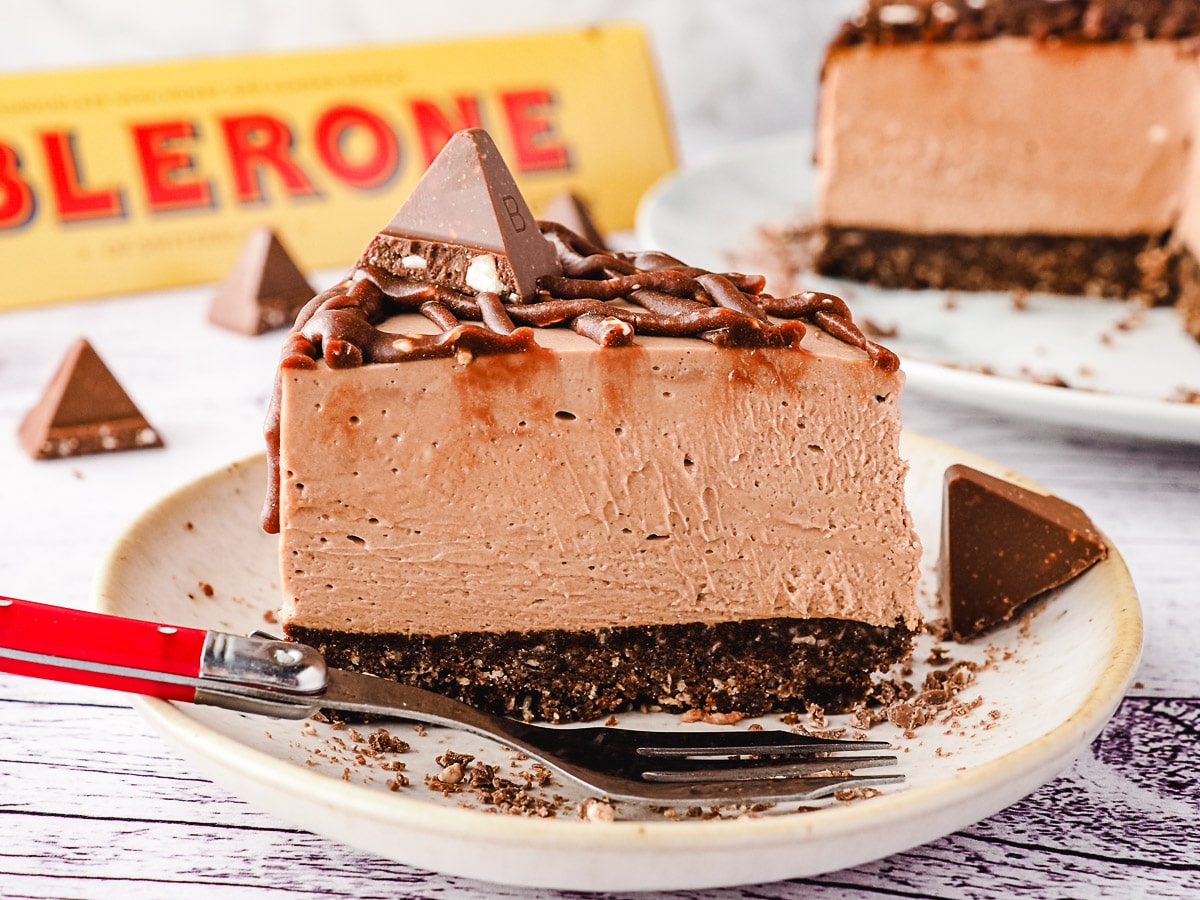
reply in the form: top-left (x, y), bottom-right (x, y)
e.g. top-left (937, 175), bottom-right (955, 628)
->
top-left (1, 687), bottom-right (1196, 898)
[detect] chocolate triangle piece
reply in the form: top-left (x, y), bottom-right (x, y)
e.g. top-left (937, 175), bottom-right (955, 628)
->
top-left (367, 128), bottom-right (561, 301)
top-left (209, 227), bottom-right (315, 335)
top-left (18, 338), bottom-right (164, 460)
top-left (540, 190), bottom-right (607, 250)
top-left (940, 464), bottom-right (1107, 641)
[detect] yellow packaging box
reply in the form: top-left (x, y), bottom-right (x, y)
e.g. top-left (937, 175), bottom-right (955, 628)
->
top-left (0, 24), bottom-right (674, 308)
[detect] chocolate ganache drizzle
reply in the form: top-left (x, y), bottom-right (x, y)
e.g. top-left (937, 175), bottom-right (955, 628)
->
top-left (262, 222), bottom-right (898, 533)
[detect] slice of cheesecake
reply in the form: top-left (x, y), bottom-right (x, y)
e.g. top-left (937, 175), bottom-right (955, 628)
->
top-left (813, 0), bottom-right (1200, 340)
top-left (265, 129), bottom-right (922, 723)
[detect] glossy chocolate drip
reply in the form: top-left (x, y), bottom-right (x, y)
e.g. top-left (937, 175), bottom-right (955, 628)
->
top-left (261, 222), bottom-right (898, 532)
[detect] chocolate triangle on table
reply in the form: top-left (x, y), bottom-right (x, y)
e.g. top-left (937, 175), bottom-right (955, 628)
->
top-left (208, 227), bottom-right (315, 335)
top-left (939, 464), bottom-right (1108, 641)
top-left (362, 128), bottom-right (561, 302)
top-left (540, 190), bottom-right (607, 250)
top-left (18, 338), bottom-right (164, 460)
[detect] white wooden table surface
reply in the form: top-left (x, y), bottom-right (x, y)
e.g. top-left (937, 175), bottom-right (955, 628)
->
top-left (1, 269), bottom-right (1199, 900)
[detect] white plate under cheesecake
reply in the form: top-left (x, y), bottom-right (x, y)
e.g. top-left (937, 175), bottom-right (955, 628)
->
top-left (637, 132), bottom-right (1200, 446)
top-left (93, 435), bottom-right (1141, 892)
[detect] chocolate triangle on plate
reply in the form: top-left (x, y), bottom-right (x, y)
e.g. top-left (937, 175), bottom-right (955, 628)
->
top-left (940, 464), bottom-right (1107, 641)
top-left (360, 128), bottom-right (561, 301)
top-left (540, 190), bottom-right (607, 250)
top-left (18, 338), bottom-right (164, 460)
top-left (209, 227), bottom-right (315, 335)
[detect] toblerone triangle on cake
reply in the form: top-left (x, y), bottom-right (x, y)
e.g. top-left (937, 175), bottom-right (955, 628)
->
top-left (940, 464), bottom-right (1108, 641)
top-left (266, 128), bottom-right (922, 724)
top-left (208, 227), bottom-right (316, 335)
top-left (19, 337), bottom-right (163, 460)
top-left (540, 190), bottom-right (608, 251)
top-left (359, 129), bottom-right (560, 303)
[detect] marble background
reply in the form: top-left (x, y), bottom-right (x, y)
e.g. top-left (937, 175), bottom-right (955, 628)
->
top-left (0, 0), bottom-right (861, 163)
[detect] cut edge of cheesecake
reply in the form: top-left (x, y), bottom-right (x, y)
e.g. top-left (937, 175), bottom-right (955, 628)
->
top-left (268, 128), bottom-right (923, 723)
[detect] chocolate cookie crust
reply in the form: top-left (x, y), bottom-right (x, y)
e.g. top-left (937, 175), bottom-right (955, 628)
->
top-left (831, 0), bottom-right (1200, 48)
top-left (287, 616), bottom-right (916, 724)
top-left (811, 225), bottom-right (1178, 303)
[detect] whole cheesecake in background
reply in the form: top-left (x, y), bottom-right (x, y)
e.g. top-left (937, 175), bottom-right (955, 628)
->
top-left (812, 0), bottom-right (1200, 342)
top-left (265, 128), bottom-right (922, 723)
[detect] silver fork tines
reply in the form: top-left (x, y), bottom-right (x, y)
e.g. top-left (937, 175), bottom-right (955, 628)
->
top-left (207, 666), bottom-right (907, 808)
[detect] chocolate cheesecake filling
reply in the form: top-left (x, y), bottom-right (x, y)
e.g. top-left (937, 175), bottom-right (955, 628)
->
top-left (287, 616), bottom-right (915, 724)
top-left (263, 222), bottom-right (899, 533)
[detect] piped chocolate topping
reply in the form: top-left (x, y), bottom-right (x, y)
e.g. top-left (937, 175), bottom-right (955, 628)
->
top-left (940, 464), bottom-right (1108, 641)
top-left (832, 0), bottom-right (1200, 46)
top-left (261, 129), bottom-right (898, 533)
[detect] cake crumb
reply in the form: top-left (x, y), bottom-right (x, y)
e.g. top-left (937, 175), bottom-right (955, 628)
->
top-left (198, 581), bottom-right (215, 597)
top-left (263, 608), bottom-right (279, 624)
top-left (577, 797), bottom-right (615, 823)
top-left (924, 618), bottom-right (953, 641)
top-left (428, 748), bottom-right (563, 817)
top-left (805, 703), bottom-right (827, 730)
top-left (702, 710), bottom-right (744, 726)
top-left (925, 646), bottom-right (953, 666)
top-left (367, 728), bottom-right (411, 754)
top-left (834, 787), bottom-right (883, 802)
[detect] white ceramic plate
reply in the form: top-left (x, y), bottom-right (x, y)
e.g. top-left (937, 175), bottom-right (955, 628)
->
top-left (94, 438), bottom-right (1141, 892)
top-left (637, 131), bottom-right (1200, 445)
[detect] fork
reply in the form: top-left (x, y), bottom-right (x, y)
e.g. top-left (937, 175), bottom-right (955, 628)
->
top-left (0, 597), bottom-right (903, 806)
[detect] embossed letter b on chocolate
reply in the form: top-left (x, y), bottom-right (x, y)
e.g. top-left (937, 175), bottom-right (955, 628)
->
top-left (370, 129), bottom-right (561, 301)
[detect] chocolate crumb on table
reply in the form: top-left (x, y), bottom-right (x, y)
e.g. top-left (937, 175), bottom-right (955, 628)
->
top-left (1168, 386), bottom-right (1200, 404)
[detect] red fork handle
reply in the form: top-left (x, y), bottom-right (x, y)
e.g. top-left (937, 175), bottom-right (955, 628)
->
top-left (0, 596), bottom-right (208, 702)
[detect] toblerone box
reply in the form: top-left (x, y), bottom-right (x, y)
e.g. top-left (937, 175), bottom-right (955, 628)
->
top-left (0, 24), bottom-right (675, 309)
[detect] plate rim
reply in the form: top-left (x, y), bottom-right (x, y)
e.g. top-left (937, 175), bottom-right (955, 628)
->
top-left (93, 436), bottom-right (1143, 888)
top-left (637, 129), bottom-right (1200, 445)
